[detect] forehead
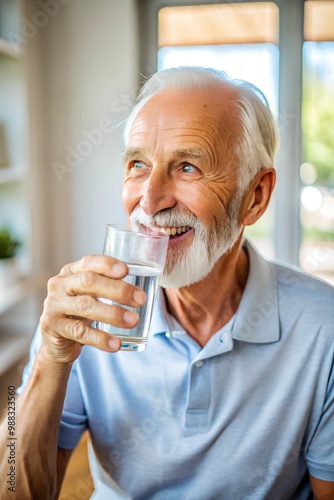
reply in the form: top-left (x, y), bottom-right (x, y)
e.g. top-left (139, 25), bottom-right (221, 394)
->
top-left (128, 85), bottom-right (241, 149)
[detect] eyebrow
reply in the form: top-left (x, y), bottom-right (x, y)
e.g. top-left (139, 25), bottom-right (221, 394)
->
top-left (122, 147), bottom-right (205, 162)
top-left (172, 149), bottom-right (205, 160)
top-left (122, 148), bottom-right (143, 163)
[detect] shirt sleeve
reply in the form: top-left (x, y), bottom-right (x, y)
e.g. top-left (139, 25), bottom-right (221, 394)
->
top-left (58, 361), bottom-right (88, 450)
top-left (17, 323), bottom-right (43, 394)
top-left (306, 342), bottom-right (334, 481)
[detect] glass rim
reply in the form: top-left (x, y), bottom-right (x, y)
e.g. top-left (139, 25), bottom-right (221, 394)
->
top-left (106, 223), bottom-right (169, 240)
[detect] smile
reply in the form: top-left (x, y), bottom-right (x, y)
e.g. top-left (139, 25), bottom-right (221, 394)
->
top-left (141, 224), bottom-right (192, 238)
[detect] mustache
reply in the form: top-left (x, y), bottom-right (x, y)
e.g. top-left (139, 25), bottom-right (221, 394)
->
top-left (130, 207), bottom-right (200, 228)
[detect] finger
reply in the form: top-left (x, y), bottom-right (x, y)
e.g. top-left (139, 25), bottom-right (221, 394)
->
top-left (60, 272), bottom-right (146, 306)
top-left (44, 294), bottom-right (140, 328)
top-left (47, 317), bottom-right (122, 352)
top-left (59, 255), bottom-right (128, 279)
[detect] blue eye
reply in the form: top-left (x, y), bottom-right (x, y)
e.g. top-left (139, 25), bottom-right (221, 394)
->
top-left (133, 161), bottom-right (145, 169)
top-left (181, 163), bottom-right (197, 173)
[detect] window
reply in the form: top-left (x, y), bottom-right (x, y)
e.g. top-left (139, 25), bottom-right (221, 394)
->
top-left (158, 2), bottom-right (279, 260)
top-left (137, 0), bottom-right (334, 284)
top-left (300, 1), bottom-right (334, 284)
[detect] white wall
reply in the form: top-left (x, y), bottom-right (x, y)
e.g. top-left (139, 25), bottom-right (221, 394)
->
top-left (28, 0), bottom-right (139, 274)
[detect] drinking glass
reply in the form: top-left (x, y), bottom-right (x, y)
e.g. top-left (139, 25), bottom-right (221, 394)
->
top-left (94, 224), bottom-right (169, 351)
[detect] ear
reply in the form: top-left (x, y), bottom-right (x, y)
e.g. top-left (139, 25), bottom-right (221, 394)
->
top-left (241, 168), bottom-right (276, 226)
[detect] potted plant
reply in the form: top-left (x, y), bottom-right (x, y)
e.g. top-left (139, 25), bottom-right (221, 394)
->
top-left (0, 227), bottom-right (21, 289)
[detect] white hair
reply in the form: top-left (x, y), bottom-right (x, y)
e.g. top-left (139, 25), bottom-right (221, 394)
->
top-left (123, 66), bottom-right (279, 194)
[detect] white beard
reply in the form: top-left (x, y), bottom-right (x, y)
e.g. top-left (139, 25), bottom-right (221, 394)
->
top-left (130, 195), bottom-right (242, 289)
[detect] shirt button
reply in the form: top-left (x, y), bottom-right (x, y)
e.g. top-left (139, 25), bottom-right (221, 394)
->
top-left (195, 361), bottom-right (204, 368)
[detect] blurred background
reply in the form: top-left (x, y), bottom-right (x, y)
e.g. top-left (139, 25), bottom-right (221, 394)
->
top-left (0, 0), bottom-right (333, 370)
top-left (0, 1), bottom-right (333, 495)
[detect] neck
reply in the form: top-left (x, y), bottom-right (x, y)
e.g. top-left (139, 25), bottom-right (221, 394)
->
top-left (164, 236), bottom-right (249, 348)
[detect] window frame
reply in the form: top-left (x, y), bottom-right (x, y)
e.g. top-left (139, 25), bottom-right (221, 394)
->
top-left (137, 0), bottom-right (305, 266)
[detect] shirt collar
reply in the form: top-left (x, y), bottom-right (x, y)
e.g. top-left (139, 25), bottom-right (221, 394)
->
top-left (150, 239), bottom-right (279, 345)
top-left (232, 240), bottom-right (280, 344)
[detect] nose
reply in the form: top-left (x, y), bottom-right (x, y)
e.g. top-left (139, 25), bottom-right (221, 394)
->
top-left (140, 169), bottom-right (177, 216)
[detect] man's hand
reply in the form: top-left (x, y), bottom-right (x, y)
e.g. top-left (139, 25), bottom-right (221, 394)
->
top-left (40, 254), bottom-right (146, 363)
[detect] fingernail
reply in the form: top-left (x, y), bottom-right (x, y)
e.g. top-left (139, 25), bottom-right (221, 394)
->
top-left (133, 290), bottom-right (146, 305)
top-left (112, 262), bottom-right (126, 275)
top-left (124, 310), bottom-right (137, 324)
top-left (108, 337), bottom-right (121, 350)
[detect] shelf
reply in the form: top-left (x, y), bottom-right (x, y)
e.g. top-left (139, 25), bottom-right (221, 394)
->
top-left (0, 165), bottom-right (26, 185)
top-left (0, 37), bottom-right (23, 59)
top-left (0, 275), bottom-right (47, 316)
top-left (0, 276), bottom-right (47, 377)
top-left (0, 2), bottom-right (37, 379)
top-left (0, 332), bottom-right (33, 378)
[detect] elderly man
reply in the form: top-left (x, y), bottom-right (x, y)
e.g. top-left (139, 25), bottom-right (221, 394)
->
top-left (1, 67), bottom-right (333, 499)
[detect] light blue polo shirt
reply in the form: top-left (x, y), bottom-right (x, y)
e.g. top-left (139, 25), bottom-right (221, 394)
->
top-left (19, 240), bottom-right (334, 499)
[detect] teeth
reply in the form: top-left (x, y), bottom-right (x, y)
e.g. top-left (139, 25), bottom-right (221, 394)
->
top-left (149, 225), bottom-right (191, 236)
